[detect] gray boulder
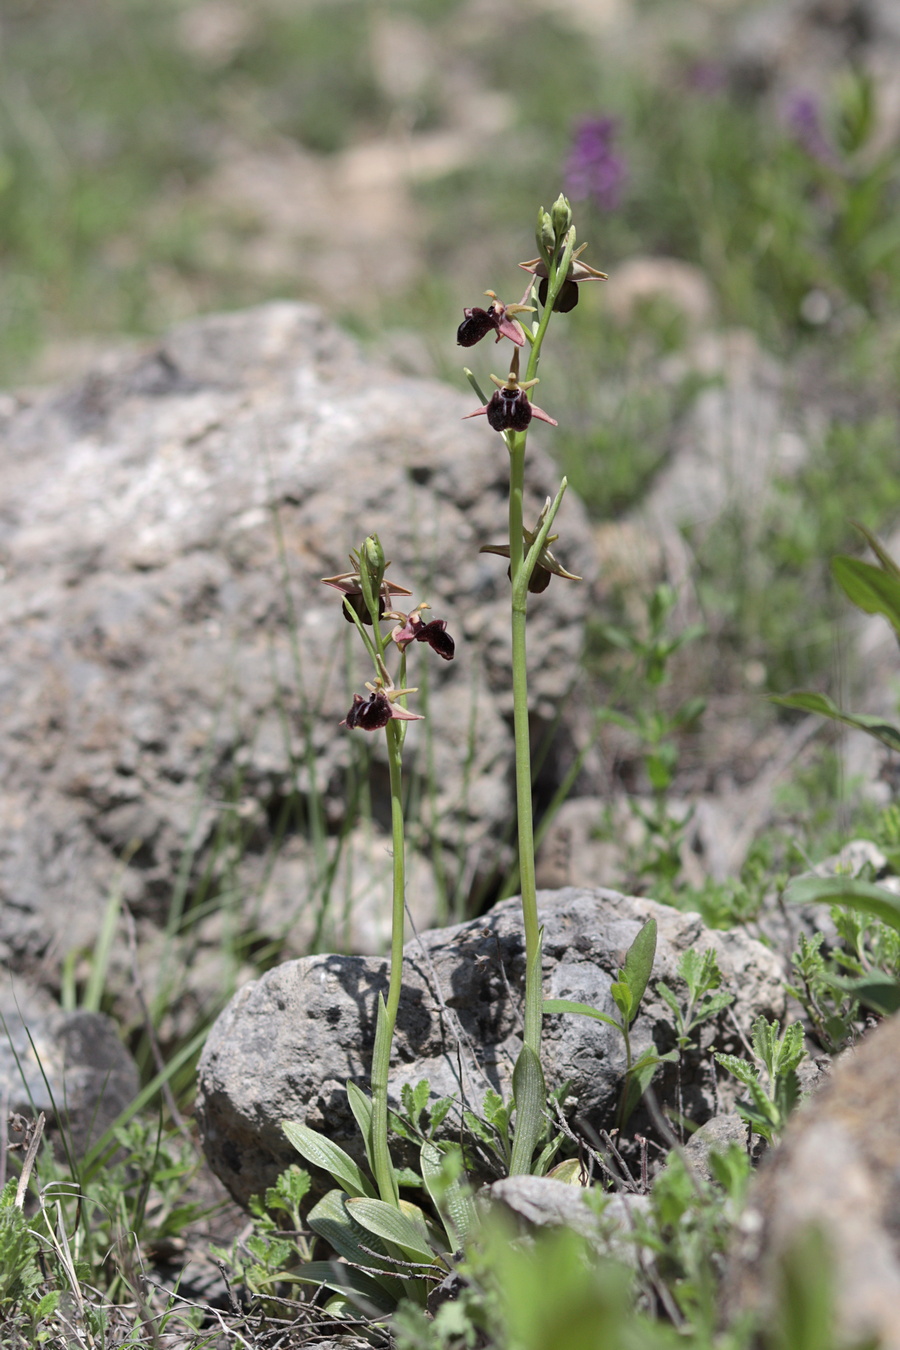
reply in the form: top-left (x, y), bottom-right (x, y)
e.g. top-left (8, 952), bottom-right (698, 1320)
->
top-left (196, 886), bottom-right (784, 1208)
top-left (0, 302), bottom-right (595, 995)
top-left (723, 1011), bottom-right (900, 1350)
top-left (1, 981), bottom-right (139, 1157)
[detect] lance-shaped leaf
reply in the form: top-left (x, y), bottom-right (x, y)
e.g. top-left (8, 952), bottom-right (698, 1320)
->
top-left (771, 690), bottom-right (900, 755)
top-left (786, 874), bottom-right (900, 935)
top-left (542, 998), bottom-right (622, 1030)
top-left (850, 520), bottom-right (900, 580)
top-left (307, 1189), bottom-right (396, 1286)
top-left (831, 554), bottom-right (900, 634)
top-left (620, 918), bottom-right (658, 1025)
top-left (282, 1121), bottom-right (376, 1199)
top-left (508, 1044), bottom-right (547, 1176)
top-left (420, 1141), bottom-right (477, 1248)
top-left (345, 1197), bottom-right (438, 1266)
top-left (345, 1081), bottom-right (375, 1176)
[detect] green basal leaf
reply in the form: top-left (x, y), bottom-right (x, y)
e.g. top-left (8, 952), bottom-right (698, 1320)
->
top-left (621, 918), bottom-right (658, 1024)
top-left (420, 1141), bottom-right (477, 1248)
top-left (786, 875), bottom-right (900, 934)
top-left (307, 1189), bottom-right (397, 1290)
top-left (831, 554), bottom-right (900, 633)
top-left (282, 1121), bottom-right (376, 1199)
top-left (276, 1260), bottom-right (396, 1313)
top-left (508, 1044), bottom-right (546, 1177)
top-left (345, 1197), bottom-right (437, 1265)
top-left (771, 691), bottom-right (900, 754)
top-left (345, 1081), bottom-right (375, 1176)
top-left (532, 1132), bottom-right (564, 1177)
top-left (546, 1157), bottom-right (584, 1184)
top-left (543, 999), bottom-right (622, 1031)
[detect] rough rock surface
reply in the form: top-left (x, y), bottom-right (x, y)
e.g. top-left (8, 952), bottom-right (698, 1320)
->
top-left (196, 886), bottom-right (784, 1209)
top-left (488, 1174), bottom-right (648, 1264)
top-left (723, 1012), bottom-right (900, 1350)
top-left (1, 984), bottom-right (139, 1157)
top-left (0, 302), bottom-right (595, 989)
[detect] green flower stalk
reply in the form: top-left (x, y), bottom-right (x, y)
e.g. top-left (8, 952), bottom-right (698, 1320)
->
top-left (322, 537), bottom-right (455, 1206)
top-left (459, 196), bottom-right (605, 1173)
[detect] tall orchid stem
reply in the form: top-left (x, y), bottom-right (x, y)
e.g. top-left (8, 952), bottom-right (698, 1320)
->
top-left (353, 549), bottom-right (405, 1207)
top-left (507, 435), bottom-right (541, 1056)
top-left (506, 230), bottom-right (576, 1065)
top-left (368, 715), bottom-right (405, 1205)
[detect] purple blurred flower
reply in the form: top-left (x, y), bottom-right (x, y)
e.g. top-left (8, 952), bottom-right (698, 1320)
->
top-left (564, 116), bottom-right (627, 212)
top-left (783, 91), bottom-right (836, 166)
top-left (686, 61), bottom-right (727, 95)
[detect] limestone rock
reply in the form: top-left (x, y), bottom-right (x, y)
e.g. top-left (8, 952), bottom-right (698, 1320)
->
top-left (722, 1012), bottom-right (900, 1350)
top-left (0, 302), bottom-right (595, 995)
top-left (1, 988), bottom-right (139, 1157)
top-left (196, 886), bottom-right (784, 1209)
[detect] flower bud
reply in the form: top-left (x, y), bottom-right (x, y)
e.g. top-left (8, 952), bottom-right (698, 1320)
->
top-left (551, 194), bottom-right (573, 246)
top-left (360, 534), bottom-right (385, 602)
top-left (536, 207), bottom-right (555, 261)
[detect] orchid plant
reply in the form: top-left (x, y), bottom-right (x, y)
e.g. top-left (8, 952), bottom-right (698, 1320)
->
top-left (459, 194), bottom-right (605, 1172)
top-left (287, 537), bottom-right (455, 1216)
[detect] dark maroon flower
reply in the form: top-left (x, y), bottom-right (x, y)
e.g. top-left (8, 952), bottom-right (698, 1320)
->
top-left (343, 690), bottom-right (393, 730)
top-left (456, 289), bottom-right (534, 348)
top-left (457, 307), bottom-right (497, 347)
top-left (519, 242), bottom-right (607, 314)
top-left (486, 387), bottom-right (536, 432)
top-left (341, 681), bottom-right (424, 731)
top-left (463, 371), bottom-right (557, 434)
top-left (392, 607), bottom-right (455, 660)
top-left (480, 499), bottom-right (581, 592)
top-left (321, 564), bottom-right (412, 624)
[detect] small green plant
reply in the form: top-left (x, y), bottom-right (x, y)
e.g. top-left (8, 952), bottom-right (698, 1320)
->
top-left (715, 1017), bottom-right (806, 1146)
top-left (544, 917), bottom-right (675, 1131)
top-left (657, 947), bottom-right (734, 1136)
top-left (592, 584), bottom-right (706, 889)
top-left (277, 1123), bottom-right (476, 1317)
